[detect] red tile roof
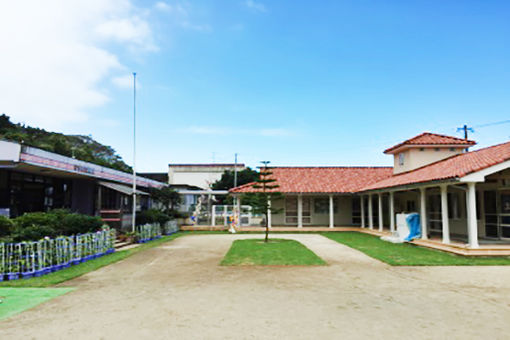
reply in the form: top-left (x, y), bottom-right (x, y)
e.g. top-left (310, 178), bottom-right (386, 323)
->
top-left (363, 141), bottom-right (510, 191)
top-left (384, 132), bottom-right (476, 154)
top-left (230, 167), bottom-right (393, 194)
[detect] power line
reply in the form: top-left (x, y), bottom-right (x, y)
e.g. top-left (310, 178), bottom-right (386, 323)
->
top-left (473, 119), bottom-right (510, 129)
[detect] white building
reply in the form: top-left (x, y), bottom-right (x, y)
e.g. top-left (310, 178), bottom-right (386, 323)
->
top-left (168, 163), bottom-right (246, 190)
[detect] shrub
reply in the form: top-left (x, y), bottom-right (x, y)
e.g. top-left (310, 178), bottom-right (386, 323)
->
top-left (13, 211), bottom-right (58, 230)
top-left (11, 210), bottom-right (103, 241)
top-left (56, 212), bottom-right (103, 235)
top-left (136, 209), bottom-right (171, 226)
top-left (0, 215), bottom-right (14, 237)
top-left (12, 224), bottom-right (57, 241)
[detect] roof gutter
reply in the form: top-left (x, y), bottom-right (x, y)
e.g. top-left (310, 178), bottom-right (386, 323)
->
top-left (357, 178), bottom-right (460, 195)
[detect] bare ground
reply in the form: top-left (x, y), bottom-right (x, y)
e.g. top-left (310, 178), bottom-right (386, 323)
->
top-left (1, 233), bottom-right (510, 340)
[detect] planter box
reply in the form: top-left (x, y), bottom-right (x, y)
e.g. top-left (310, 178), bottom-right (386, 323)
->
top-left (22, 272), bottom-right (34, 279)
top-left (34, 269), bottom-right (45, 277)
top-left (7, 273), bottom-right (19, 280)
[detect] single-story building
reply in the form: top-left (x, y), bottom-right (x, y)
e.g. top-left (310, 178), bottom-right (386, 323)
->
top-left (0, 140), bottom-right (166, 229)
top-left (231, 132), bottom-right (510, 249)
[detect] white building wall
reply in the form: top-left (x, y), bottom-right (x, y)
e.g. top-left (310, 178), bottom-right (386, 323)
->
top-left (168, 164), bottom-right (246, 189)
top-left (393, 147), bottom-right (465, 174)
top-left (268, 194), bottom-right (357, 226)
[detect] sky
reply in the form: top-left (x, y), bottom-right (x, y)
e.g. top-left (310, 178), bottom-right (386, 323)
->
top-left (1, 0), bottom-right (510, 172)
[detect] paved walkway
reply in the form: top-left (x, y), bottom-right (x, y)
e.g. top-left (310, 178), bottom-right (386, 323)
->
top-left (1, 234), bottom-right (510, 339)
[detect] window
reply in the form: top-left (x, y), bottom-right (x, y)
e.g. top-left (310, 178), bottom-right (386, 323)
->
top-left (447, 192), bottom-right (460, 219)
top-left (352, 197), bottom-right (361, 224)
top-left (406, 200), bottom-right (416, 212)
top-left (449, 147), bottom-right (456, 152)
top-left (285, 197), bottom-right (311, 224)
top-left (285, 197), bottom-right (298, 224)
top-left (314, 197), bottom-right (338, 214)
top-left (398, 153), bottom-right (405, 166)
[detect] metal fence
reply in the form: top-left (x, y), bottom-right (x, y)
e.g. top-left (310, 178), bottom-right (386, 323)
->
top-left (0, 228), bottom-right (116, 282)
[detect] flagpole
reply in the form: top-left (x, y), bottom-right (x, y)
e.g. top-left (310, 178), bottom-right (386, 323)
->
top-left (132, 72), bottom-right (137, 233)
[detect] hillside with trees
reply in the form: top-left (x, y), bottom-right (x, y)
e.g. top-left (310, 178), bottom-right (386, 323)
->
top-left (0, 114), bottom-right (131, 172)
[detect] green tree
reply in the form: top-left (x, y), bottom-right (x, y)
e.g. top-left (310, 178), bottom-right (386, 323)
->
top-left (149, 187), bottom-right (181, 215)
top-left (211, 167), bottom-right (259, 190)
top-left (242, 161), bottom-right (282, 242)
top-left (0, 113), bottom-right (132, 172)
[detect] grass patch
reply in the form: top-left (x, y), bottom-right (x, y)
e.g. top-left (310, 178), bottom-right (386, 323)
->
top-left (0, 232), bottom-right (187, 288)
top-left (0, 287), bottom-right (74, 320)
top-left (221, 238), bottom-right (326, 266)
top-left (323, 232), bottom-right (510, 266)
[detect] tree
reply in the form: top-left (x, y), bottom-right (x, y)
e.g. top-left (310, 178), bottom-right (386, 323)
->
top-left (211, 167), bottom-right (259, 190)
top-left (243, 161), bottom-right (282, 242)
top-left (149, 187), bottom-right (181, 215)
top-left (211, 167), bottom-right (259, 205)
top-left (0, 113), bottom-right (132, 172)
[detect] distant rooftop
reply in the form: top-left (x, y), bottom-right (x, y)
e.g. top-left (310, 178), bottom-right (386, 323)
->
top-left (169, 163), bottom-right (245, 167)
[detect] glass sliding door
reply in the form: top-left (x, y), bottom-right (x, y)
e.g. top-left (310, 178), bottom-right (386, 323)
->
top-left (483, 190), bottom-right (510, 239)
top-left (484, 191), bottom-right (498, 238)
top-left (285, 196), bottom-right (312, 225)
top-left (501, 191), bottom-right (510, 238)
top-left (285, 197), bottom-right (298, 225)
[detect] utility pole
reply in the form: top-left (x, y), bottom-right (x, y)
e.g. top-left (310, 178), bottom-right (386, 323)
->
top-left (131, 72), bottom-right (137, 233)
top-left (230, 153), bottom-right (239, 234)
top-left (234, 153), bottom-right (238, 188)
top-left (457, 124), bottom-right (474, 140)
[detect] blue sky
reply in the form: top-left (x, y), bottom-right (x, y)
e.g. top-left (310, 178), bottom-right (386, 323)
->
top-left (1, 1), bottom-right (510, 171)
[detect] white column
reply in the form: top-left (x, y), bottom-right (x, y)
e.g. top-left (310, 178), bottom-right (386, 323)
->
top-left (297, 195), bottom-right (303, 228)
top-left (467, 182), bottom-right (479, 248)
top-left (389, 192), bottom-right (395, 232)
top-left (211, 205), bottom-right (216, 226)
top-left (267, 198), bottom-right (272, 228)
top-left (368, 194), bottom-right (374, 229)
top-left (378, 193), bottom-right (383, 231)
top-left (223, 205), bottom-right (228, 226)
top-left (440, 185), bottom-right (450, 244)
top-left (329, 195), bottom-right (334, 228)
top-left (420, 188), bottom-right (428, 240)
top-left (236, 196), bottom-right (242, 227)
top-left (360, 196), bottom-right (365, 228)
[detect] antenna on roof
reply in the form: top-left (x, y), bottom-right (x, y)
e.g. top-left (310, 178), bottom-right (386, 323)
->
top-left (457, 124), bottom-right (474, 140)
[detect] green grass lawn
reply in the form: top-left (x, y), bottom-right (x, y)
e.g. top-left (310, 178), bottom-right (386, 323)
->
top-left (0, 287), bottom-right (74, 320)
top-left (323, 232), bottom-right (510, 266)
top-left (0, 232), bottom-right (187, 288)
top-left (221, 238), bottom-right (326, 266)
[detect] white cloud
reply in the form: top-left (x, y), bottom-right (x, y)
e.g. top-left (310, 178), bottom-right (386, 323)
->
top-left (181, 126), bottom-right (295, 137)
top-left (244, 0), bottom-right (267, 13)
top-left (259, 128), bottom-right (293, 137)
top-left (111, 74), bottom-right (137, 89)
top-left (0, 0), bottom-right (156, 129)
top-left (154, 2), bottom-right (172, 12)
top-left (155, 1), bottom-right (211, 32)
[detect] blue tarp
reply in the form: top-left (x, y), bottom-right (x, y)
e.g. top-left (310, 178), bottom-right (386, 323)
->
top-left (404, 213), bottom-right (421, 241)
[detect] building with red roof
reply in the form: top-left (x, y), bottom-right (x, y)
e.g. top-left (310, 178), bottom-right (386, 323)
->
top-left (230, 132), bottom-right (510, 249)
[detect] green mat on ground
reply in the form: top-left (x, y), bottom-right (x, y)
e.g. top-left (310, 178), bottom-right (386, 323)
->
top-left (0, 287), bottom-right (74, 320)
